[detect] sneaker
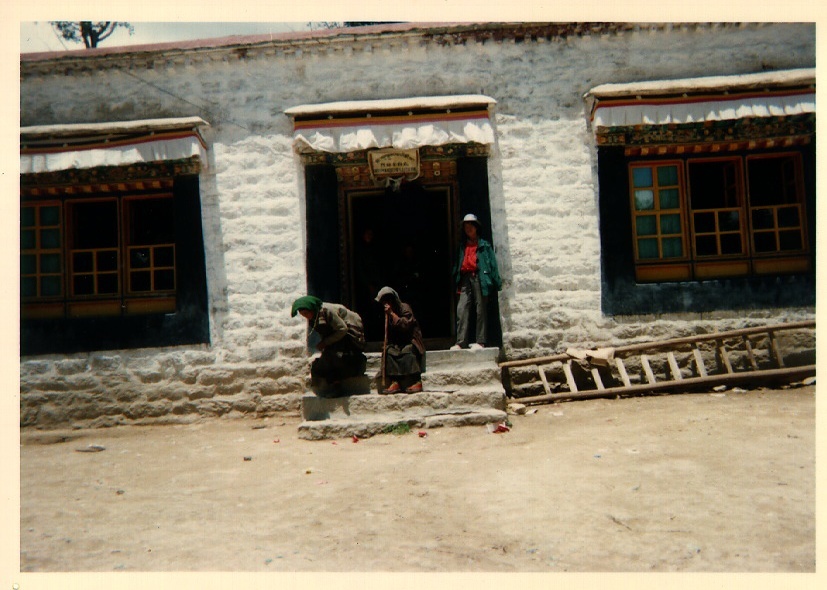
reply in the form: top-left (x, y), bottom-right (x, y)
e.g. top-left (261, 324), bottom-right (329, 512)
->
top-left (469, 343), bottom-right (485, 350)
top-left (450, 344), bottom-right (462, 351)
top-left (406, 382), bottom-right (423, 393)
top-left (383, 381), bottom-right (401, 394)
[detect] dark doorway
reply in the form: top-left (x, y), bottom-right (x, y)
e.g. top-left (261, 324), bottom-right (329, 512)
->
top-left (303, 153), bottom-right (502, 351)
top-left (347, 182), bottom-right (456, 349)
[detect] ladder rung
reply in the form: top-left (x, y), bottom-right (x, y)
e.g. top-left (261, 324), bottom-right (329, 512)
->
top-left (717, 340), bottom-right (734, 374)
top-left (667, 351), bottom-right (683, 381)
top-left (743, 336), bottom-right (759, 370)
top-left (615, 357), bottom-right (632, 387)
top-left (692, 348), bottom-right (708, 378)
top-left (563, 361), bottom-right (578, 393)
top-left (641, 354), bottom-right (657, 384)
top-left (768, 330), bottom-right (785, 368)
top-left (591, 367), bottom-right (605, 390)
top-left (536, 365), bottom-right (552, 396)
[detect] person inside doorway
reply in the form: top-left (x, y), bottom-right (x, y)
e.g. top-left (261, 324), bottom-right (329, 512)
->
top-left (291, 296), bottom-right (367, 396)
top-left (354, 227), bottom-right (385, 342)
top-left (451, 213), bottom-right (502, 350)
top-left (375, 286), bottom-right (425, 393)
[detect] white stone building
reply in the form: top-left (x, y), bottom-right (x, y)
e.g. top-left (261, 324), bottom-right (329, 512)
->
top-left (19, 23), bottom-right (816, 427)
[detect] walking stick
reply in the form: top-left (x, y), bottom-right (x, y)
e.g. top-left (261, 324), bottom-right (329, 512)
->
top-left (381, 311), bottom-right (388, 391)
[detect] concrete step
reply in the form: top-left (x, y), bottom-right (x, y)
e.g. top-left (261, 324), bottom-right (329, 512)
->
top-left (366, 347), bottom-right (505, 393)
top-left (299, 347), bottom-right (507, 440)
top-left (366, 347), bottom-right (501, 371)
top-left (298, 390), bottom-right (507, 440)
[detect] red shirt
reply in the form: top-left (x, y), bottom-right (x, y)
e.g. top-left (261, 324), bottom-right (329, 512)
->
top-left (460, 241), bottom-right (478, 274)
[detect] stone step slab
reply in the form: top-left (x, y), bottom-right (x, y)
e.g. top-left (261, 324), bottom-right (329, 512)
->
top-left (297, 407), bottom-right (508, 440)
top-left (301, 390), bottom-right (506, 421)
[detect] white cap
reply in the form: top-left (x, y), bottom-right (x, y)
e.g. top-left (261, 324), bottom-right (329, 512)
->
top-left (462, 213), bottom-right (481, 226)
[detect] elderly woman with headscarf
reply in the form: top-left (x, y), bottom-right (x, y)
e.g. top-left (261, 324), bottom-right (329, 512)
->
top-left (291, 296), bottom-right (367, 394)
top-left (375, 286), bottom-right (425, 394)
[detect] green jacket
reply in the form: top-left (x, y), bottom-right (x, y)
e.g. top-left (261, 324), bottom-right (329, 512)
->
top-left (453, 237), bottom-right (502, 297)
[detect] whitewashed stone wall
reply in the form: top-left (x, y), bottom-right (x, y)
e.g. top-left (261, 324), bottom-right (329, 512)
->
top-left (19, 23), bottom-right (816, 427)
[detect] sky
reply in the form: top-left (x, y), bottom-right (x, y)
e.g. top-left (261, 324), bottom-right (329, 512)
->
top-left (14, 2), bottom-right (827, 54)
top-left (20, 21), bottom-right (314, 54)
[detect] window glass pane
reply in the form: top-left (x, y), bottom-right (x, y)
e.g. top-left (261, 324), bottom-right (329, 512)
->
top-left (779, 230), bottom-right (803, 251)
top-left (97, 250), bottom-right (118, 272)
top-left (634, 190), bottom-right (655, 211)
top-left (720, 234), bottom-right (743, 255)
top-left (70, 200), bottom-right (118, 249)
top-left (657, 165), bottom-right (678, 186)
top-left (41, 254), bottom-right (61, 273)
top-left (635, 216), bottom-right (657, 236)
top-left (74, 274), bottom-right (94, 295)
top-left (154, 246), bottom-right (175, 267)
top-left (21, 207), bottom-right (35, 228)
top-left (97, 274), bottom-right (118, 294)
top-left (131, 271), bottom-right (151, 292)
top-left (21, 230), bottom-right (35, 250)
top-left (637, 238), bottom-right (659, 259)
top-left (661, 238), bottom-right (683, 258)
top-left (777, 207), bottom-right (800, 228)
top-left (718, 211), bottom-right (740, 232)
top-left (41, 229), bottom-right (61, 249)
top-left (21, 254), bottom-right (36, 274)
top-left (632, 167), bottom-right (653, 188)
top-left (693, 212), bottom-right (715, 233)
top-left (73, 252), bottom-right (93, 273)
top-left (688, 160), bottom-right (740, 209)
top-left (747, 156), bottom-right (797, 206)
top-left (660, 214), bottom-right (681, 234)
top-left (128, 197), bottom-right (175, 246)
top-left (155, 269), bottom-right (175, 291)
top-left (40, 206), bottom-right (60, 225)
top-left (131, 248), bottom-right (151, 269)
top-left (753, 232), bottom-right (777, 253)
top-left (41, 276), bottom-right (62, 296)
top-left (751, 208), bottom-right (774, 230)
top-left (659, 188), bottom-right (680, 209)
top-left (695, 235), bottom-right (718, 256)
top-left (21, 277), bottom-right (36, 298)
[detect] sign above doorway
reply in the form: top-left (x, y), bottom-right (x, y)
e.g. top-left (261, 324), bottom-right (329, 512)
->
top-left (368, 148), bottom-right (420, 178)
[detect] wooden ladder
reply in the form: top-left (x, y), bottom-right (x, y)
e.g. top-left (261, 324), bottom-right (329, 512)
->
top-left (500, 320), bottom-right (815, 405)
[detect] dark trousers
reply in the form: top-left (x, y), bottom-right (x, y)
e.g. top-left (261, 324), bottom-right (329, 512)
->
top-left (311, 339), bottom-right (367, 383)
top-left (456, 273), bottom-right (487, 347)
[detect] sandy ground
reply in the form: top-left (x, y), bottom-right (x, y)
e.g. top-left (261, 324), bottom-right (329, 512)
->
top-left (18, 386), bottom-right (815, 574)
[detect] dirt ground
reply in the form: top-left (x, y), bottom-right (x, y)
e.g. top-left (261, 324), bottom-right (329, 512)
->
top-left (17, 385), bottom-right (815, 575)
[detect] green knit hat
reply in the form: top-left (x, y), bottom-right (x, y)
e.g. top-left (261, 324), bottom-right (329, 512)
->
top-left (291, 295), bottom-right (322, 317)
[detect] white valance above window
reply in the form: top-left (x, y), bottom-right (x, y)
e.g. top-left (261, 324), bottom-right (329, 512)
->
top-left (585, 68), bottom-right (815, 130)
top-left (285, 95), bottom-right (497, 153)
top-left (20, 117), bottom-right (210, 174)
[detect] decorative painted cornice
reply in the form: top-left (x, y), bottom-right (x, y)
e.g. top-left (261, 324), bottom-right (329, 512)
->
top-left (20, 22), bottom-right (760, 78)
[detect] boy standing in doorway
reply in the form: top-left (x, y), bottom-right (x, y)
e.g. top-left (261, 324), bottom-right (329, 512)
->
top-left (451, 213), bottom-right (502, 350)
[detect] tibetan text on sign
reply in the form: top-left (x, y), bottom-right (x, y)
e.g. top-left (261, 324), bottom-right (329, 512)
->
top-left (368, 149), bottom-right (420, 177)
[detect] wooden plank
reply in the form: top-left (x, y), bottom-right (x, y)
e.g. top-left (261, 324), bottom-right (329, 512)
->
top-left (743, 336), bottom-right (759, 371)
top-left (591, 368), bottom-right (605, 390)
top-left (513, 364), bottom-right (816, 405)
top-left (536, 365), bottom-right (552, 396)
top-left (562, 361), bottom-right (578, 393)
top-left (615, 358), bottom-right (632, 387)
top-left (608, 321), bottom-right (815, 355)
top-left (692, 348), bottom-right (708, 378)
top-left (717, 340), bottom-right (734, 374)
top-left (667, 351), bottom-right (683, 381)
top-left (768, 330), bottom-right (785, 368)
top-left (641, 355), bottom-right (657, 384)
top-left (498, 321), bottom-right (814, 368)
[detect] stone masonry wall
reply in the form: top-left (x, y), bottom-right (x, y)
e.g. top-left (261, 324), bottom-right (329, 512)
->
top-left (19, 23), bottom-right (816, 427)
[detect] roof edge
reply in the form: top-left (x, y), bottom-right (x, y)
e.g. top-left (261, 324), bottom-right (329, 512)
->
top-left (584, 68), bottom-right (816, 100)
